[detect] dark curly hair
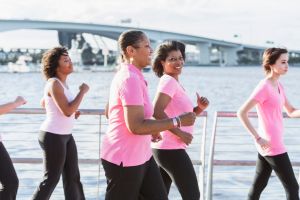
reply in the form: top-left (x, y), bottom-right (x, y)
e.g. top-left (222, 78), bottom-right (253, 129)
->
top-left (262, 47), bottom-right (288, 74)
top-left (152, 40), bottom-right (185, 77)
top-left (42, 46), bottom-right (68, 80)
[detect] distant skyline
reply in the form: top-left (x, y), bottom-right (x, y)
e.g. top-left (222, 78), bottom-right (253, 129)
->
top-left (1, 0), bottom-right (300, 50)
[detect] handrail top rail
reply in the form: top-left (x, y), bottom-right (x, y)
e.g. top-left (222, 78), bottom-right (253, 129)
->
top-left (8, 108), bottom-right (105, 115)
top-left (215, 111), bottom-right (289, 118)
top-left (7, 108), bottom-right (208, 117)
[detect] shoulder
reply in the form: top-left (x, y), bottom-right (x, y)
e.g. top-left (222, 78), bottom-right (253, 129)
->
top-left (254, 79), bottom-right (269, 91)
top-left (115, 67), bottom-right (140, 83)
top-left (161, 74), bottom-right (176, 81)
top-left (159, 74), bottom-right (177, 85)
top-left (47, 78), bottom-right (64, 92)
top-left (115, 73), bottom-right (141, 93)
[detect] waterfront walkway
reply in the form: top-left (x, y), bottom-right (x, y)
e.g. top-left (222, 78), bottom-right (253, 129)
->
top-left (2, 108), bottom-right (300, 199)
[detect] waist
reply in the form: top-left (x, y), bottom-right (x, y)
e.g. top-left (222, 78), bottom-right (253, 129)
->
top-left (101, 134), bottom-right (152, 166)
top-left (40, 117), bottom-right (74, 135)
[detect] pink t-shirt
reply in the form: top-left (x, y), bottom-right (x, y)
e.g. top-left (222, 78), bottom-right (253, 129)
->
top-left (250, 79), bottom-right (287, 156)
top-left (101, 64), bottom-right (153, 167)
top-left (151, 74), bottom-right (194, 149)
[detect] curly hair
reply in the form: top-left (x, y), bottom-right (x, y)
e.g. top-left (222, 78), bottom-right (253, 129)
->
top-left (42, 46), bottom-right (68, 80)
top-left (152, 40), bottom-right (185, 77)
top-left (262, 47), bottom-right (288, 74)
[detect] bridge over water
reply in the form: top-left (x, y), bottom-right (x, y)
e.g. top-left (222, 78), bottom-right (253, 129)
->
top-left (1, 19), bottom-right (300, 66)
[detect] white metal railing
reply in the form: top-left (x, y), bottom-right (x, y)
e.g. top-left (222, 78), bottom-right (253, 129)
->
top-left (206, 111), bottom-right (300, 200)
top-left (198, 111), bottom-right (208, 200)
top-left (3, 108), bottom-right (105, 199)
top-left (1, 108), bottom-right (207, 200)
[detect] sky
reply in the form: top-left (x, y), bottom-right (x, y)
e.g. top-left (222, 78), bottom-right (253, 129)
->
top-left (1, 0), bottom-right (300, 50)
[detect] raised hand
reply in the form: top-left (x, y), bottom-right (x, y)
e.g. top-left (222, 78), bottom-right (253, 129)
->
top-left (79, 83), bottom-right (89, 94)
top-left (14, 96), bottom-right (27, 106)
top-left (196, 92), bottom-right (209, 110)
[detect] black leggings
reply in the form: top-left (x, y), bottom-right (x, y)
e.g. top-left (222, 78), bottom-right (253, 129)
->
top-left (152, 149), bottom-right (200, 200)
top-left (0, 142), bottom-right (19, 200)
top-left (248, 153), bottom-right (299, 200)
top-left (32, 131), bottom-right (85, 200)
top-left (101, 157), bottom-right (168, 200)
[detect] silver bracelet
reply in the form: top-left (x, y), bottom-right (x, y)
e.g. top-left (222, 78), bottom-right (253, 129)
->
top-left (172, 117), bottom-right (178, 128)
top-left (175, 116), bottom-right (181, 128)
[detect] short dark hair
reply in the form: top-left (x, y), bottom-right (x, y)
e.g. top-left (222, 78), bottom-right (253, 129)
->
top-left (152, 40), bottom-right (185, 77)
top-left (262, 47), bottom-right (288, 74)
top-left (118, 30), bottom-right (146, 62)
top-left (41, 46), bottom-right (68, 80)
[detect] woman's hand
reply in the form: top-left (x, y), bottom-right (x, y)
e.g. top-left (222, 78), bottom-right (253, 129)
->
top-left (79, 83), bottom-right (89, 94)
top-left (178, 112), bottom-right (196, 126)
top-left (75, 110), bottom-right (81, 119)
top-left (196, 92), bottom-right (209, 110)
top-left (176, 130), bottom-right (193, 145)
top-left (256, 138), bottom-right (270, 150)
top-left (151, 132), bottom-right (162, 143)
top-left (14, 96), bottom-right (27, 106)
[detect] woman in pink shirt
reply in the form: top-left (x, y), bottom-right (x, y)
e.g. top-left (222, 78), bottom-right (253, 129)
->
top-left (238, 48), bottom-right (300, 200)
top-left (151, 40), bottom-right (209, 200)
top-left (101, 30), bottom-right (196, 200)
top-left (0, 96), bottom-right (26, 200)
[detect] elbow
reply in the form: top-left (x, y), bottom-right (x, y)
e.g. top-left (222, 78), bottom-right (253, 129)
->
top-left (286, 107), bottom-right (296, 118)
top-left (63, 113), bottom-right (72, 117)
top-left (127, 122), bottom-right (145, 135)
top-left (128, 126), bottom-right (143, 135)
top-left (286, 111), bottom-right (293, 118)
top-left (237, 108), bottom-right (245, 119)
top-left (62, 110), bottom-right (73, 117)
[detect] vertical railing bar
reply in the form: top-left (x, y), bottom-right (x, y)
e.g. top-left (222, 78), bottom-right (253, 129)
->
top-left (97, 114), bottom-right (102, 200)
top-left (206, 112), bottom-right (218, 200)
top-left (199, 113), bottom-right (207, 200)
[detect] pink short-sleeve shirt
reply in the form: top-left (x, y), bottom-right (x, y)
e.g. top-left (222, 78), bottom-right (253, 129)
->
top-left (251, 79), bottom-right (287, 156)
top-left (101, 64), bottom-right (153, 167)
top-left (151, 74), bottom-right (194, 149)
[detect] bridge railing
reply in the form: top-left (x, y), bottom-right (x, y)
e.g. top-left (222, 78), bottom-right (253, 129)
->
top-left (206, 111), bottom-right (300, 200)
top-left (1, 108), bottom-right (207, 200)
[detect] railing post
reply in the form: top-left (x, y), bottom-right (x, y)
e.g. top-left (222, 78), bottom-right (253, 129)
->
top-left (97, 114), bottom-right (102, 200)
top-left (199, 113), bottom-right (207, 200)
top-left (206, 112), bottom-right (218, 200)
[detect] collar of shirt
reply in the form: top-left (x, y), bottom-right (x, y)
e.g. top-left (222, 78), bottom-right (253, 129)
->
top-left (123, 63), bottom-right (147, 85)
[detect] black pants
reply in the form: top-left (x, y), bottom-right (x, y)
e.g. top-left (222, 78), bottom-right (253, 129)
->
top-left (32, 131), bottom-right (85, 200)
top-left (101, 157), bottom-right (168, 200)
top-left (152, 149), bottom-right (200, 200)
top-left (0, 142), bottom-right (19, 200)
top-left (248, 153), bottom-right (299, 200)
